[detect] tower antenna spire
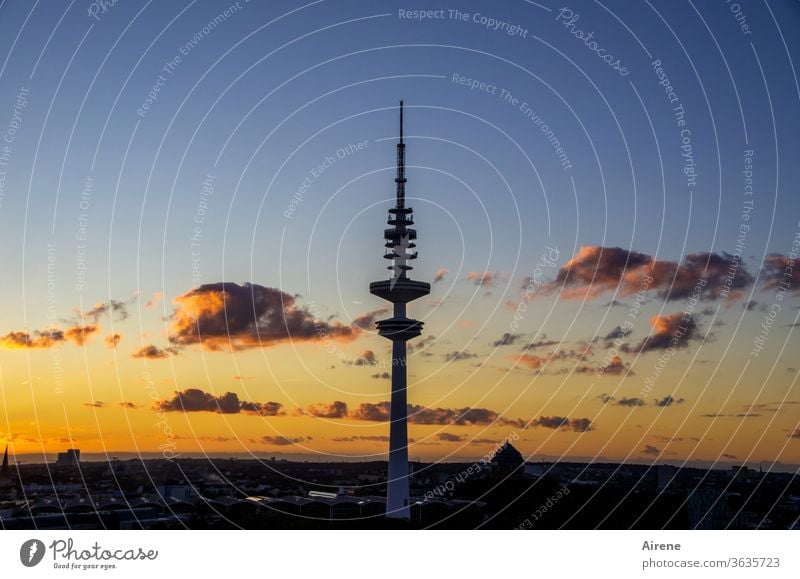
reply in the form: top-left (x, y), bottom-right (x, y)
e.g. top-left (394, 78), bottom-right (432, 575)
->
top-left (395, 100), bottom-right (406, 208)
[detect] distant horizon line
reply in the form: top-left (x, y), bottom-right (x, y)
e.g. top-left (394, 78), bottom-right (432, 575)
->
top-left (4, 451), bottom-right (796, 473)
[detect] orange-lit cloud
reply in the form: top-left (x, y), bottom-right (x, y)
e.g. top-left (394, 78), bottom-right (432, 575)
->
top-left (168, 282), bottom-right (362, 351)
top-left (551, 246), bottom-right (753, 301)
top-left (0, 324), bottom-right (100, 349)
top-left (64, 324), bottom-right (101, 346)
top-left (104, 333), bottom-right (122, 348)
top-left (132, 344), bottom-right (178, 359)
top-left (631, 312), bottom-right (698, 353)
top-left (434, 267), bottom-right (449, 283)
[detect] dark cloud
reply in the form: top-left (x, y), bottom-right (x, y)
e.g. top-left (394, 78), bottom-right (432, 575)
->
top-left (169, 282), bottom-right (361, 351)
top-left (722, 453), bottom-right (738, 459)
top-left (552, 246), bottom-right (753, 301)
top-left (348, 401), bottom-right (520, 428)
top-left (104, 333), bottom-right (122, 349)
top-left (577, 355), bottom-right (632, 376)
top-left (347, 349), bottom-right (378, 366)
top-left (470, 438), bottom-right (501, 445)
top-left (655, 395), bottom-right (685, 407)
top-left (631, 313), bottom-right (698, 353)
top-left (762, 254), bottom-right (800, 293)
top-left (600, 326), bottom-right (632, 341)
top-left (700, 412), bottom-right (760, 418)
top-left (408, 335), bottom-right (436, 355)
top-left (119, 401), bottom-right (139, 409)
top-left (437, 432), bottom-right (465, 442)
top-left (533, 416), bottom-right (594, 432)
top-left (153, 388), bottom-right (284, 416)
top-left (331, 435), bottom-right (390, 442)
top-left (82, 401), bottom-right (105, 408)
top-left (78, 299), bottom-right (133, 323)
top-left (370, 372), bottom-right (390, 380)
top-left (258, 436), bottom-right (306, 446)
top-left (132, 344), bottom-right (179, 359)
top-left (444, 350), bottom-right (478, 362)
top-left (0, 329), bottom-right (65, 349)
top-left (352, 308), bottom-right (390, 330)
top-left (617, 397), bottom-right (645, 407)
top-left (642, 445), bottom-right (661, 456)
top-left (304, 401), bottom-right (349, 419)
top-left (521, 339), bottom-right (561, 351)
top-left (598, 393), bottom-right (615, 404)
top-left (491, 333), bottom-right (524, 347)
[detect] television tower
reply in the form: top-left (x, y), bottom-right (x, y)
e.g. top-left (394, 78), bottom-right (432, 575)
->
top-left (369, 101), bottom-right (430, 519)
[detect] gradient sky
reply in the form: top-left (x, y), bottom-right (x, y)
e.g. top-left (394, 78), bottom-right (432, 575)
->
top-left (0, 0), bottom-right (799, 469)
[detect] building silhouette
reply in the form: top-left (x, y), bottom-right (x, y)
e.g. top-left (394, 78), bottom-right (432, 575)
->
top-left (369, 101), bottom-right (430, 519)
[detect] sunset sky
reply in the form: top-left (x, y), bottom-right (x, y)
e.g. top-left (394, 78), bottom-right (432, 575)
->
top-left (0, 0), bottom-right (798, 469)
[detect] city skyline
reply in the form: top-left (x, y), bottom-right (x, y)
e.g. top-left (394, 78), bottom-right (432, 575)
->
top-left (0, 0), bottom-right (798, 477)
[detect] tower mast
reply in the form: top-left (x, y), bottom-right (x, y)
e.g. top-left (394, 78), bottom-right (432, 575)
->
top-left (369, 101), bottom-right (430, 519)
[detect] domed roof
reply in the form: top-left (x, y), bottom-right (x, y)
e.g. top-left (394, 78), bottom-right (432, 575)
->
top-left (491, 441), bottom-right (524, 466)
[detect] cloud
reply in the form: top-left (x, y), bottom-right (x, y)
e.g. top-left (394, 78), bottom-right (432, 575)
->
top-left (599, 326), bottom-right (632, 342)
top-left (331, 435), bottom-right (390, 442)
top-left (577, 355), bottom-right (632, 376)
top-left (104, 333), bottom-right (122, 349)
top-left (168, 282), bottom-right (360, 351)
top-left (466, 271), bottom-right (497, 288)
top-left (598, 393), bottom-right (615, 404)
top-left (82, 401), bottom-right (105, 408)
top-left (77, 299), bottom-right (133, 323)
top-left (722, 453), bottom-right (738, 459)
top-left (533, 416), bottom-right (593, 432)
top-left (521, 339), bottom-right (561, 351)
top-left (132, 344), bottom-right (179, 359)
top-left (642, 445), bottom-right (661, 456)
top-left (145, 292), bottom-right (163, 309)
top-left (408, 335), bottom-right (436, 354)
top-left (153, 388), bottom-right (284, 416)
top-left (0, 324), bottom-right (100, 349)
top-left (552, 246), bottom-right (753, 301)
top-left (762, 254), bottom-right (800, 293)
top-left (304, 401), bottom-right (349, 418)
top-left (437, 432), bottom-right (465, 442)
top-left (444, 350), bottom-right (477, 362)
top-left (352, 307), bottom-right (390, 330)
top-left (370, 372), bottom-right (390, 380)
top-left (434, 267), bottom-right (449, 283)
top-left (64, 324), bottom-right (102, 345)
top-left (492, 333), bottom-right (524, 347)
top-left (789, 429), bottom-right (800, 439)
top-left (258, 436), bottom-right (305, 446)
top-left (0, 329), bottom-right (66, 349)
top-left (654, 395), bottom-right (685, 407)
top-left (515, 353), bottom-right (544, 369)
top-left (616, 397), bottom-right (645, 407)
top-left (119, 401), bottom-right (139, 409)
top-left (631, 313), bottom-right (698, 353)
top-left (348, 402), bottom-right (519, 427)
top-left (347, 349), bottom-right (378, 366)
